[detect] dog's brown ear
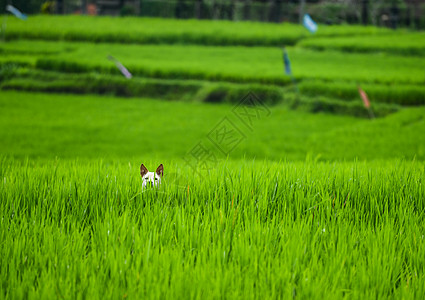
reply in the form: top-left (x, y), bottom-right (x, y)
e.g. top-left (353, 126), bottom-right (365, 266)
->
top-left (156, 164), bottom-right (164, 177)
top-left (140, 164), bottom-right (148, 177)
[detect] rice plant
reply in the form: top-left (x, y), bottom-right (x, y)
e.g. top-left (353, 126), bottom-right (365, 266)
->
top-left (1, 158), bottom-right (424, 298)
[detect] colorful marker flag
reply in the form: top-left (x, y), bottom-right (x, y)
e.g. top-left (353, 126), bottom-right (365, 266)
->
top-left (303, 14), bottom-right (317, 33)
top-left (283, 48), bottom-right (292, 76)
top-left (358, 86), bottom-right (370, 109)
top-left (107, 55), bottom-right (132, 79)
top-left (6, 5), bottom-right (27, 20)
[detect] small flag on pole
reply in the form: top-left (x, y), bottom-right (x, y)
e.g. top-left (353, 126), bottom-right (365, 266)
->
top-left (283, 48), bottom-right (292, 76)
top-left (6, 5), bottom-right (27, 20)
top-left (358, 85), bottom-right (375, 119)
top-left (107, 55), bottom-right (132, 79)
top-left (303, 14), bottom-right (318, 33)
top-left (358, 86), bottom-right (370, 109)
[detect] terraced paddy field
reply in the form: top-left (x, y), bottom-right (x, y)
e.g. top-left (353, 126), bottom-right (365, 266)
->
top-left (1, 16), bottom-right (424, 299)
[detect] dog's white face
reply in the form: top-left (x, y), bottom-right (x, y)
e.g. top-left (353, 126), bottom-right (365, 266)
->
top-left (140, 164), bottom-right (163, 188)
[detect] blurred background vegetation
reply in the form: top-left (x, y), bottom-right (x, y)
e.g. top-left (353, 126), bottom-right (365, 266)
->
top-left (1, 0), bottom-right (424, 29)
top-left (1, 1), bottom-right (424, 161)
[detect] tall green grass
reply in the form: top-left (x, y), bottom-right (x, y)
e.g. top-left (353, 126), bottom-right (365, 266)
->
top-left (0, 91), bottom-right (424, 161)
top-left (3, 15), bottom-right (390, 46)
top-left (1, 158), bottom-right (424, 298)
top-left (299, 80), bottom-right (425, 106)
top-left (31, 42), bottom-right (424, 85)
top-left (1, 16), bottom-right (425, 299)
top-left (3, 40), bottom-right (420, 87)
top-left (2, 40), bottom-right (425, 107)
top-left (1, 69), bottom-right (399, 117)
top-left (0, 69), bottom-right (284, 105)
top-left (0, 66), bottom-right (408, 117)
top-left (299, 32), bottom-right (425, 56)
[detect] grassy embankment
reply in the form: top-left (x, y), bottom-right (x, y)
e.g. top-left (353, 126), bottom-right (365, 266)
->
top-left (0, 90), bottom-right (424, 161)
top-left (1, 16), bottom-right (425, 117)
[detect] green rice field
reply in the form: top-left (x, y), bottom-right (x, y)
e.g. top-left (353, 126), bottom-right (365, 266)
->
top-left (3, 15), bottom-right (389, 46)
top-left (1, 15), bottom-right (425, 299)
top-left (1, 158), bottom-right (424, 298)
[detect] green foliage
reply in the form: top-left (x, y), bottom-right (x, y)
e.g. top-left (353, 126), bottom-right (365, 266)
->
top-left (199, 83), bottom-right (283, 105)
top-left (1, 72), bottom-right (201, 100)
top-left (4, 15), bottom-right (304, 46)
top-left (4, 15), bottom-right (392, 46)
top-left (0, 71), bottom-right (398, 118)
top-left (1, 158), bottom-right (424, 298)
top-left (1, 17), bottom-right (425, 299)
top-left (1, 40), bottom-right (420, 85)
top-left (2, 39), bottom-right (422, 110)
top-left (299, 80), bottom-right (425, 106)
top-left (308, 2), bottom-right (353, 24)
top-left (0, 70), bottom-right (284, 104)
top-left (120, 4), bottom-right (137, 17)
top-left (0, 63), bottom-right (19, 82)
top-left (0, 90), bottom-right (424, 161)
top-left (299, 32), bottom-right (425, 56)
top-left (40, 1), bottom-right (55, 14)
top-left (297, 95), bottom-right (399, 118)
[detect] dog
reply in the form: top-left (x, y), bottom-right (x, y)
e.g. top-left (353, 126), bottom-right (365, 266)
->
top-left (140, 164), bottom-right (163, 189)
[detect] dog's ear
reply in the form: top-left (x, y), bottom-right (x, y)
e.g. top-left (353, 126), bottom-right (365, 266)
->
top-left (140, 164), bottom-right (149, 177)
top-left (156, 164), bottom-right (164, 177)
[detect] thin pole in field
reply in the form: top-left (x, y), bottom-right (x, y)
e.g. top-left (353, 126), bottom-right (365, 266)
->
top-left (283, 47), bottom-right (300, 106)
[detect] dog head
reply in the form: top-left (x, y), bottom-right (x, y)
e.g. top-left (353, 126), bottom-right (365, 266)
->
top-left (140, 163), bottom-right (163, 188)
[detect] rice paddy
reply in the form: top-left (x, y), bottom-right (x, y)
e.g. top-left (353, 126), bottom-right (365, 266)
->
top-left (1, 158), bottom-right (424, 299)
top-left (1, 15), bottom-right (425, 299)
